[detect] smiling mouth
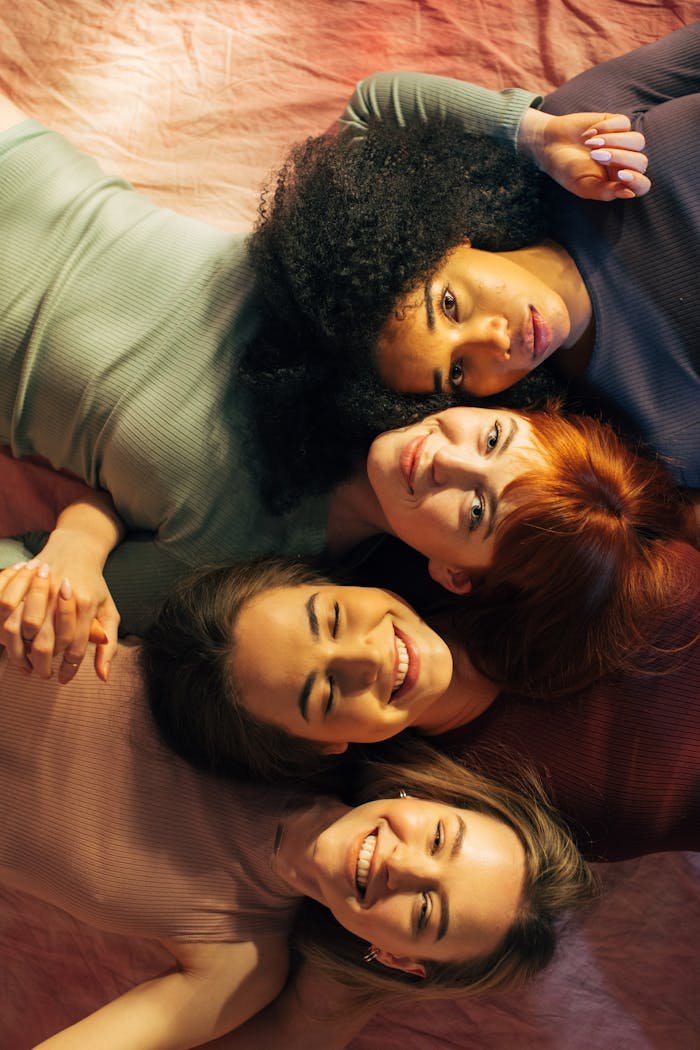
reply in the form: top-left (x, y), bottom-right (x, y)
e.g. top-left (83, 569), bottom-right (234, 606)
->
top-left (356, 831), bottom-right (377, 898)
top-left (391, 634), bottom-right (409, 696)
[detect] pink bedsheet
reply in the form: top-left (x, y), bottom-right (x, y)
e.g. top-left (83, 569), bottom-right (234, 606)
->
top-left (1, 1), bottom-right (699, 1047)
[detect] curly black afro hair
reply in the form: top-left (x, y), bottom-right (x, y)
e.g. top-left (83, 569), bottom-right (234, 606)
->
top-left (241, 115), bottom-right (559, 512)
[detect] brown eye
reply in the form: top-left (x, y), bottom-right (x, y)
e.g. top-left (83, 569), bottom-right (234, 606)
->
top-left (449, 360), bottom-right (464, 390)
top-left (442, 288), bottom-right (458, 319)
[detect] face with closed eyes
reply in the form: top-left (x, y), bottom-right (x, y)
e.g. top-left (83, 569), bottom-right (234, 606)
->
top-left (377, 242), bottom-right (570, 397)
top-left (366, 406), bottom-right (545, 594)
top-left (313, 797), bottom-right (525, 972)
top-left (231, 584), bottom-right (453, 752)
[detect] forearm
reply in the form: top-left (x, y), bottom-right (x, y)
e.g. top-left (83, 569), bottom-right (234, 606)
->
top-left (339, 72), bottom-right (539, 149)
top-left (51, 491), bottom-right (125, 568)
top-left (199, 966), bottom-right (375, 1050)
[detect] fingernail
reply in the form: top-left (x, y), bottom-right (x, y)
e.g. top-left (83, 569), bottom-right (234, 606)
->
top-left (590, 149), bottom-right (612, 163)
top-left (582, 127), bottom-right (598, 138)
top-left (11, 562), bottom-right (27, 571)
top-left (59, 577), bottom-right (73, 600)
top-left (584, 136), bottom-right (605, 147)
top-left (616, 170), bottom-right (634, 182)
top-left (26, 558), bottom-right (40, 570)
top-left (103, 662), bottom-right (110, 679)
top-left (38, 562), bottom-right (50, 579)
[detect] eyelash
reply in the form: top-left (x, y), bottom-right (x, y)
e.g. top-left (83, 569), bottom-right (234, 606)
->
top-left (468, 421), bottom-right (501, 531)
top-left (417, 822), bottom-right (443, 932)
top-left (418, 892), bottom-right (431, 931)
top-left (332, 601), bottom-right (340, 638)
top-left (441, 286), bottom-right (458, 321)
top-left (325, 676), bottom-right (336, 715)
top-left (486, 420), bottom-right (501, 452)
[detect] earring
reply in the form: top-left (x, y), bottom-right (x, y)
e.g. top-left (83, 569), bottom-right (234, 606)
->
top-left (399, 789), bottom-right (408, 798)
top-left (363, 946), bottom-right (379, 964)
top-left (503, 350), bottom-right (511, 361)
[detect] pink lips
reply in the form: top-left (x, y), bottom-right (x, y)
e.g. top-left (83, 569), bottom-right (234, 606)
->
top-left (389, 626), bottom-right (420, 704)
top-left (399, 434), bottom-right (428, 494)
top-left (530, 306), bottom-right (552, 361)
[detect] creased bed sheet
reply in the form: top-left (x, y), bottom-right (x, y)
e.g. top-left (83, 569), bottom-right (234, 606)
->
top-left (0, 1), bottom-right (699, 1047)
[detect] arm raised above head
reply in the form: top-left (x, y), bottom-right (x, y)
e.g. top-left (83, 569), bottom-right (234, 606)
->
top-left (339, 72), bottom-right (650, 201)
top-left (339, 71), bottom-right (538, 149)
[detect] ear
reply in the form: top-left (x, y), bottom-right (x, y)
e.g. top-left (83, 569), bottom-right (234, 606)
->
top-left (321, 741), bottom-right (349, 756)
top-left (373, 947), bottom-right (427, 978)
top-left (428, 559), bottom-right (472, 595)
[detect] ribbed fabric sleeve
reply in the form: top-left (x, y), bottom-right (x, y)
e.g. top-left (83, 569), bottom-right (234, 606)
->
top-left (542, 24), bottom-right (700, 485)
top-left (434, 541), bottom-right (700, 861)
top-left (0, 121), bottom-right (330, 633)
top-left (340, 74), bottom-right (538, 147)
top-left (0, 643), bottom-right (301, 942)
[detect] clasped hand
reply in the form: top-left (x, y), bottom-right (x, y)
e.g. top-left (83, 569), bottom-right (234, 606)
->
top-left (0, 536), bottom-right (119, 684)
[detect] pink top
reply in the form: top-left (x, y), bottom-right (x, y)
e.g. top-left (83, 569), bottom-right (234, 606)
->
top-left (0, 642), bottom-right (300, 942)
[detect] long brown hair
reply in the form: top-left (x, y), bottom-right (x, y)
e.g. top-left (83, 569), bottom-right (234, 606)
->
top-left (456, 407), bottom-right (696, 697)
top-left (142, 558), bottom-right (342, 782)
top-left (293, 734), bottom-right (595, 1006)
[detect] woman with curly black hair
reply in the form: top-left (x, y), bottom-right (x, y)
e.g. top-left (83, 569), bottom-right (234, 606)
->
top-left (245, 25), bottom-right (699, 503)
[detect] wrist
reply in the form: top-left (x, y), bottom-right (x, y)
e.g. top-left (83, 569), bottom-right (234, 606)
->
top-left (517, 106), bottom-right (549, 167)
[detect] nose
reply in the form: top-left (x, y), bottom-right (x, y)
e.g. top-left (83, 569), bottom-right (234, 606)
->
top-left (431, 442), bottom-right (485, 488)
top-left (384, 844), bottom-right (431, 891)
top-left (331, 638), bottom-right (384, 690)
top-left (475, 313), bottom-right (510, 353)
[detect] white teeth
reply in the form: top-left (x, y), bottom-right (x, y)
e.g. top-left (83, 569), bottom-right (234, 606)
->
top-left (392, 635), bottom-right (409, 694)
top-left (356, 832), bottom-right (377, 894)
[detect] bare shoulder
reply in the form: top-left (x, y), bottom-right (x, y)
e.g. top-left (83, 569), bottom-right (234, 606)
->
top-left (0, 93), bottom-right (28, 133)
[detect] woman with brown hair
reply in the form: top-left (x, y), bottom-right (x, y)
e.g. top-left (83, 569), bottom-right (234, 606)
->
top-left (0, 640), bottom-right (593, 1049)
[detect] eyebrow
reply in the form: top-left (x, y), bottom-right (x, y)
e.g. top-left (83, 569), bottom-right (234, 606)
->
top-left (436, 815), bottom-right (466, 943)
top-left (297, 593), bottom-right (321, 721)
top-left (483, 417), bottom-right (519, 541)
top-left (424, 277), bottom-right (436, 331)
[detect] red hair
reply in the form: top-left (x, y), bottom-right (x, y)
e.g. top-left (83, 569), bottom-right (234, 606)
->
top-left (456, 408), bottom-right (696, 697)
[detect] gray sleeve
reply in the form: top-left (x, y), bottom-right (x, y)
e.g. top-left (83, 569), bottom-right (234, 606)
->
top-left (339, 72), bottom-right (541, 149)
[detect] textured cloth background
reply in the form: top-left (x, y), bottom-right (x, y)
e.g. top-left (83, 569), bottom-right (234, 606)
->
top-left (1, 2), bottom-right (699, 1047)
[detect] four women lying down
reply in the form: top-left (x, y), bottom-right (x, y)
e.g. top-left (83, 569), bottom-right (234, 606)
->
top-left (0, 24), bottom-right (697, 1050)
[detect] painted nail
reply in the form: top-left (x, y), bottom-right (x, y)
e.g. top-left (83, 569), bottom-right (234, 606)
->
top-left (59, 577), bottom-right (73, 600)
top-left (38, 562), bottom-right (50, 579)
top-left (590, 149), bottom-right (612, 163)
top-left (26, 558), bottom-right (40, 570)
top-left (584, 136), bottom-right (605, 147)
top-left (11, 562), bottom-right (27, 571)
top-left (616, 170), bottom-right (634, 182)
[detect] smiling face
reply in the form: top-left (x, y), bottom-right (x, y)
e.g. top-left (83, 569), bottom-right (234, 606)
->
top-left (231, 584), bottom-right (453, 752)
top-left (377, 243), bottom-right (570, 397)
top-left (313, 797), bottom-right (525, 971)
top-left (366, 407), bottom-right (545, 593)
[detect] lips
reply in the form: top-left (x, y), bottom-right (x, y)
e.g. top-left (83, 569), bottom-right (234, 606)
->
top-left (399, 433), bottom-right (428, 495)
top-left (389, 626), bottom-right (420, 703)
top-left (530, 305), bottom-right (552, 361)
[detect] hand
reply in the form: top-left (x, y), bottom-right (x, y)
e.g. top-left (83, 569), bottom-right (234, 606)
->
top-left (0, 554), bottom-right (119, 684)
top-left (519, 109), bottom-right (651, 201)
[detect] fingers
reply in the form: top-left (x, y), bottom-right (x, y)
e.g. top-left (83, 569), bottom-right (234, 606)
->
top-left (0, 560), bottom-right (40, 622)
top-left (609, 171), bottom-right (652, 199)
top-left (0, 561), bottom-right (46, 672)
top-left (581, 114), bottom-right (633, 136)
top-left (93, 598), bottom-right (121, 683)
top-left (57, 581), bottom-right (93, 685)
